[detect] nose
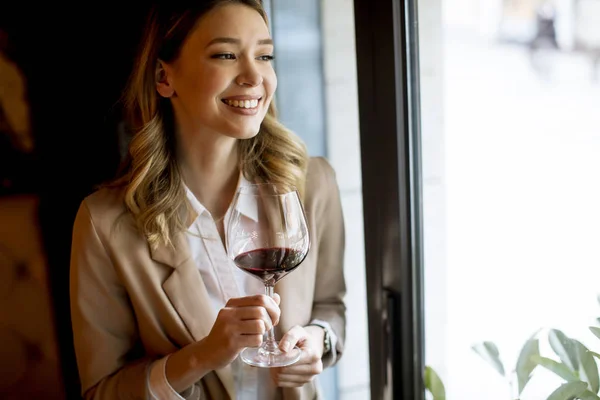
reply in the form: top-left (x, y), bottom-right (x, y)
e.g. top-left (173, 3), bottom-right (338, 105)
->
top-left (235, 59), bottom-right (263, 87)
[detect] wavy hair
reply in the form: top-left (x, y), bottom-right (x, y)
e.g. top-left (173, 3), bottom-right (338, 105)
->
top-left (109, 0), bottom-right (309, 250)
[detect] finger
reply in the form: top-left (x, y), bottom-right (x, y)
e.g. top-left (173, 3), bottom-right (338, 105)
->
top-left (272, 292), bottom-right (281, 305)
top-left (278, 362), bottom-right (323, 376)
top-left (270, 368), bottom-right (312, 387)
top-left (226, 295), bottom-right (280, 326)
top-left (235, 306), bottom-right (274, 331)
top-left (276, 381), bottom-right (308, 388)
top-left (238, 319), bottom-right (267, 335)
top-left (261, 294), bottom-right (280, 326)
top-left (226, 294), bottom-right (277, 308)
top-left (279, 325), bottom-right (307, 353)
top-left (293, 342), bottom-right (322, 364)
top-left (219, 306), bottom-right (273, 329)
top-left (275, 373), bottom-right (314, 386)
top-left (238, 334), bottom-right (263, 348)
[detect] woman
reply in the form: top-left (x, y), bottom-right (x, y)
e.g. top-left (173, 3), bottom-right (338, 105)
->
top-left (69, 1), bottom-right (346, 399)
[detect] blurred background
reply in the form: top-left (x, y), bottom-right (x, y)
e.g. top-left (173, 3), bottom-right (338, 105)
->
top-left (0, 4), bottom-right (149, 399)
top-left (426, 0), bottom-right (600, 399)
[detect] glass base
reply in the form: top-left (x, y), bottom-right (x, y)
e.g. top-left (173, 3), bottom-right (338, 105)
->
top-left (240, 344), bottom-right (302, 368)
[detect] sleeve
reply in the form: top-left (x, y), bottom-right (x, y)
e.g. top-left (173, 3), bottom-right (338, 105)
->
top-left (307, 319), bottom-right (339, 363)
top-left (309, 157), bottom-right (347, 369)
top-left (70, 200), bottom-right (153, 399)
top-left (147, 355), bottom-right (191, 400)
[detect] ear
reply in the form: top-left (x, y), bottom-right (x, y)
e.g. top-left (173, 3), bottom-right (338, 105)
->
top-left (155, 61), bottom-right (175, 98)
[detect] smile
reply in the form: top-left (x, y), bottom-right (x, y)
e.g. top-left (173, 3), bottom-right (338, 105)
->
top-left (222, 98), bottom-right (260, 109)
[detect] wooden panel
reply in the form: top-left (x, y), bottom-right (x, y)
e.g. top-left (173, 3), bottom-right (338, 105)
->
top-left (0, 194), bottom-right (64, 399)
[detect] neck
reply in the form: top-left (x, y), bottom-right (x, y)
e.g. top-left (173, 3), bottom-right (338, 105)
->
top-left (178, 135), bottom-right (240, 218)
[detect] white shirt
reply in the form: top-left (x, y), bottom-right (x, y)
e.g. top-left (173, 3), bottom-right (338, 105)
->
top-left (146, 176), bottom-right (336, 399)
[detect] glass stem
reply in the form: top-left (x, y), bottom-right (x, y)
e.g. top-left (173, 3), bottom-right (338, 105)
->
top-left (263, 284), bottom-right (279, 352)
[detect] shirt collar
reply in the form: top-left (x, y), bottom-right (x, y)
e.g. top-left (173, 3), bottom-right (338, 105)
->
top-left (183, 172), bottom-right (257, 228)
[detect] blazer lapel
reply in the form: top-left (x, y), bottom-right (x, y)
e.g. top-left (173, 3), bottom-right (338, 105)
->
top-left (151, 231), bottom-right (236, 399)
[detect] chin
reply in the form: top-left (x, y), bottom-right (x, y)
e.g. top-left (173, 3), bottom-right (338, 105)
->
top-left (227, 124), bottom-right (262, 140)
top-left (238, 129), bottom-right (261, 140)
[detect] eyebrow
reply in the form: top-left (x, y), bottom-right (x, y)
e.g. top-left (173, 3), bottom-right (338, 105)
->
top-left (206, 37), bottom-right (274, 48)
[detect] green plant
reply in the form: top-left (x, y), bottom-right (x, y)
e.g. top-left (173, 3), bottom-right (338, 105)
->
top-left (472, 329), bottom-right (540, 399)
top-left (472, 324), bottom-right (600, 399)
top-left (424, 365), bottom-right (446, 400)
top-left (532, 328), bottom-right (600, 400)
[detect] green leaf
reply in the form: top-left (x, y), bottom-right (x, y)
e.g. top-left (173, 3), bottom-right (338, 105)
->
top-left (424, 366), bottom-right (446, 400)
top-left (590, 351), bottom-right (600, 361)
top-left (579, 390), bottom-right (600, 400)
top-left (590, 327), bottom-right (600, 341)
top-left (574, 340), bottom-right (600, 393)
top-left (531, 355), bottom-right (579, 382)
top-left (549, 329), bottom-right (580, 372)
top-left (471, 341), bottom-right (505, 376)
top-left (517, 337), bottom-right (540, 394)
top-left (546, 381), bottom-right (588, 400)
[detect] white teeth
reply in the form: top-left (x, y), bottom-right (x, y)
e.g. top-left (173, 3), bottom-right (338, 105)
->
top-left (225, 99), bottom-right (259, 109)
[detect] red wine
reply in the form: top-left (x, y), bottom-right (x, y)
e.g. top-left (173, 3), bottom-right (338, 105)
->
top-left (234, 247), bottom-right (307, 283)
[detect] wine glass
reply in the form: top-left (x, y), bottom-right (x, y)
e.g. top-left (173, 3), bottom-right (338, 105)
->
top-left (226, 183), bottom-right (310, 368)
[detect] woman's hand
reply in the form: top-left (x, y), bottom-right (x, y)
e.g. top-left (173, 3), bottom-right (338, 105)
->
top-left (269, 325), bottom-right (325, 387)
top-left (200, 293), bottom-right (281, 370)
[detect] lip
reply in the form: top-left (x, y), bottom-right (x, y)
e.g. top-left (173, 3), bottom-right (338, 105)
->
top-left (221, 94), bottom-right (263, 101)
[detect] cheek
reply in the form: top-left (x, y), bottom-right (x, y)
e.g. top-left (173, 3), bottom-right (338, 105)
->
top-left (262, 71), bottom-right (277, 109)
top-left (267, 70), bottom-right (277, 96)
top-left (193, 66), bottom-right (227, 102)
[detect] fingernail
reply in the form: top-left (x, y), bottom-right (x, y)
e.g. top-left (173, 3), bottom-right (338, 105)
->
top-left (281, 341), bottom-right (290, 352)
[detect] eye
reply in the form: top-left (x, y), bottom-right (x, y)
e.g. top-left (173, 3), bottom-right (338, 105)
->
top-left (257, 55), bottom-right (275, 61)
top-left (211, 53), bottom-right (236, 60)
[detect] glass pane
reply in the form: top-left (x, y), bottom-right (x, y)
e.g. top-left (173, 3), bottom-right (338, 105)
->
top-left (420, 0), bottom-right (600, 398)
top-left (270, 0), bottom-right (370, 398)
top-left (270, 0), bottom-right (327, 157)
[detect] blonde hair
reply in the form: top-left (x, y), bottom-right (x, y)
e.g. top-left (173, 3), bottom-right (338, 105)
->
top-left (109, 0), bottom-right (309, 250)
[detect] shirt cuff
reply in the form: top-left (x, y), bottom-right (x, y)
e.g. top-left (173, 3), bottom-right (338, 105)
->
top-left (147, 354), bottom-right (189, 400)
top-left (308, 319), bottom-right (338, 361)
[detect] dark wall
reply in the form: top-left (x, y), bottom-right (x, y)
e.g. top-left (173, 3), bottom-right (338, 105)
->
top-left (1, 4), bottom-right (150, 398)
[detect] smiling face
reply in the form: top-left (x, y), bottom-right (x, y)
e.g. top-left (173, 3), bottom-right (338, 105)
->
top-left (157, 3), bottom-right (277, 141)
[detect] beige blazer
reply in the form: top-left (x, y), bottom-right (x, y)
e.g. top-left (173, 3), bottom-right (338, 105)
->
top-left (69, 156), bottom-right (346, 400)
